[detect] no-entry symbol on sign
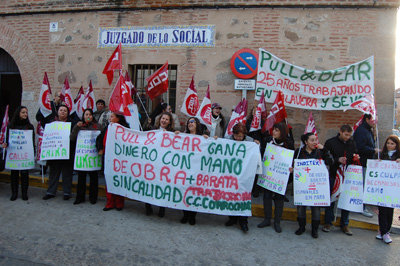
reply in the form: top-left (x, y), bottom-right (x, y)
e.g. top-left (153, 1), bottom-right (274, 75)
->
top-left (230, 48), bottom-right (258, 79)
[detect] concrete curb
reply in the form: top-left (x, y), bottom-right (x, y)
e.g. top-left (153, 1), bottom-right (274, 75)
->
top-left (0, 172), bottom-right (381, 232)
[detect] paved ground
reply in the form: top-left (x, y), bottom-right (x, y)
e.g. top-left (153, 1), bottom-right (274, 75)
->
top-left (0, 183), bottom-right (399, 266)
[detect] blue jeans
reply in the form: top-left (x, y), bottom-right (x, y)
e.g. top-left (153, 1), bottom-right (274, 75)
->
top-left (325, 201), bottom-right (349, 226)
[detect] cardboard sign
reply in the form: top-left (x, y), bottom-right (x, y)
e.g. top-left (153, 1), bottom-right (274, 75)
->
top-left (74, 130), bottom-right (102, 171)
top-left (337, 165), bottom-right (364, 212)
top-left (5, 130), bottom-right (35, 170)
top-left (294, 159), bottom-right (330, 206)
top-left (364, 159), bottom-right (400, 209)
top-left (257, 143), bottom-right (294, 195)
top-left (41, 122), bottom-right (71, 160)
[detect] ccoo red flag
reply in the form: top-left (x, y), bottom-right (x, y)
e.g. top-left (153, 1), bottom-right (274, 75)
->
top-left (145, 62), bottom-right (168, 100)
top-left (262, 91), bottom-right (287, 134)
top-left (180, 76), bottom-right (199, 117)
top-left (102, 43), bottom-right (122, 85)
top-left (0, 105), bottom-right (9, 144)
top-left (109, 74), bottom-right (133, 116)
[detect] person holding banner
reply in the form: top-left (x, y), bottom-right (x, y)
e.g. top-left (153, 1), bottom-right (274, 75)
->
top-left (155, 103), bottom-right (181, 131)
top-left (177, 117), bottom-right (206, 225)
top-left (2, 106), bottom-right (35, 201)
top-left (258, 122), bottom-right (294, 233)
top-left (323, 125), bottom-right (359, 236)
top-left (224, 123), bottom-right (260, 232)
top-left (42, 105), bottom-right (76, 200)
top-left (96, 112), bottom-right (130, 211)
top-left (144, 112), bottom-right (175, 217)
top-left (354, 114), bottom-right (379, 218)
top-left (70, 108), bottom-right (101, 205)
top-left (375, 135), bottom-right (400, 244)
top-left (294, 133), bottom-right (332, 238)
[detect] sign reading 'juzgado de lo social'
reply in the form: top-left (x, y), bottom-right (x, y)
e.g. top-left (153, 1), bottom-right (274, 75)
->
top-left (294, 159), bottom-right (330, 206)
top-left (256, 48), bottom-right (374, 110)
top-left (104, 123), bottom-right (261, 216)
top-left (98, 25), bottom-right (215, 48)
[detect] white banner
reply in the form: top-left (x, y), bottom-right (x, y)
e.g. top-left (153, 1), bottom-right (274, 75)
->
top-left (98, 25), bottom-right (215, 48)
top-left (5, 130), bottom-right (35, 170)
top-left (337, 165), bottom-right (364, 212)
top-left (256, 48), bottom-right (374, 110)
top-left (294, 159), bottom-right (330, 206)
top-left (364, 160), bottom-right (400, 209)
top-left (257, 143), bottom-right (294, 195)
top-left (104, 123), bottom-right (261, 216)
top-left (74, 130), bottom-right (102, 171)
top-left (41, 122), bottom-right (71, 160)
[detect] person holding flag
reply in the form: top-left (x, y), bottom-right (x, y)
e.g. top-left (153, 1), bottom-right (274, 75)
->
top-left (322, 125), bottom-right (359, 236)
top-left (2, 106), bottom-right (35, 201)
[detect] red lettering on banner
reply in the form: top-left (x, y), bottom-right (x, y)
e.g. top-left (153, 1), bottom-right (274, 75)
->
top-left (144, 163), bottom-right (155, 180)
top-left (130, 163), bottom-right (141, 178)
top-left (114, 125), bottom-right (139, 144)
top-left (160, 166), bottom-right (171, 183)
top-left (113, 159), bottom-right (127, 173)
top-left (196, 174), bottom-right (239, 189)
top-left (161, 133), bottom-right (202, 152)
top-left (174, 171), bottom-right (186, 185)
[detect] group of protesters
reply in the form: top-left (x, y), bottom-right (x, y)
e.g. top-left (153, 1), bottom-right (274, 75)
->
top-left (3, 96), bottom-right (398, 245)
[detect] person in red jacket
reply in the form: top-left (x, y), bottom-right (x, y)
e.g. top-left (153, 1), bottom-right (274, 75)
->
top-left (96, 112), bottom-right (129, 211)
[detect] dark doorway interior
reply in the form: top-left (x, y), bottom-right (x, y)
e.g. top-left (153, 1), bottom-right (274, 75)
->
top-left (0, 48), bottom-right (22, 123)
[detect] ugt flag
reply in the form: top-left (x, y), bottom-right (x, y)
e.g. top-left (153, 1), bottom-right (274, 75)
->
top-left (61, 77), bottom-right (74, 112)
top-left (262, 91), bottom-right (286, 134)
top-left (82, 81), bottom-right (96, 112)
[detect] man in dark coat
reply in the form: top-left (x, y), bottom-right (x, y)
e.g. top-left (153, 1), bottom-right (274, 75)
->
top-left (353, 114), bottom-right (379, 218)
top-left (323, 124), bottom-right (359, 236)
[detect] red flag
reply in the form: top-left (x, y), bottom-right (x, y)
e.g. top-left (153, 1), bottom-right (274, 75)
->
top-left (180, 76), bottom-right (199, 117)
top-left (124, 71), bottom-right (136, 96)
top-left (224, 98), bottom-right (248, 137)
top-left (109, 74), bottom-right (133, 116)
top-left (331, 164), bottom-right (345, 202)
top-left (196, 85), bottom-right (212, 128)
top-left (145, 62), bottom-right (168, 100)
top-left (0, 105), bottom-right (9, 144)
top-left (82, 81), bottom-right (96, 112)
top-left (262, 91), bottom-right (287, 134)
top-left (350, 94), bottom-right (377, 121)
top-left (102, 43), bottom-right (122, 85)
top-left (250, 91), bottom-right (266, 132)
top-left (38, 72), bottom-right (53, 117)
top-left (61, 77), bottom-right (74, 112)
top-left (304, 111), bottom-right (319, 142)
top-left (353, 115), bottom-right (364, 132)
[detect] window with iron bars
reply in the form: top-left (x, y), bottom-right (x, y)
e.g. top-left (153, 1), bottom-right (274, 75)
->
top-left (129, 64), bottom-right (177, 123)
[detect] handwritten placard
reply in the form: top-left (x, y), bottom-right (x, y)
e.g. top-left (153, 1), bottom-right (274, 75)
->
top-left (74, 130), bottom-right (102, 171)
top-left (104, 123), bottom-right (261, 216)
top-left (41, 122), bottom-right (71, 160)
top-left (337, 165), bottom-right (364, 212)
top-left (5, 130), bottom-right (34, 170)
top-left (294, 159), bottom-right (330, 206)
top-left (257, 143), bottom-right (294, 195)
top-left (364, 159), bottom-right (400, 208)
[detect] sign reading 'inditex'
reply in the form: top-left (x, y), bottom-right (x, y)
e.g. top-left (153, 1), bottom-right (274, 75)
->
top-left (98, 25), bottom-right (215, 48)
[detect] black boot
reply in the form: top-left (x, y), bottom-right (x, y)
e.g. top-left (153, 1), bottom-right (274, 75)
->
top-left (258, 194), bottom-right (272, 228)
top-left (295, 218), bottom-right (306, 235)
top-left (21, 172), bottom-right (29, 201)
top-left (273, 199), bottom-right (284, 233)
top-left (10, 174), bottom-right (18, 201)
top-left (311, 220), bottom-right (320, 238)
top-left (145, 203), bottom-right (153, 216)
top-left (181, 211), bottom-right (189, 224)
top-left (158, 207), bottom-right (165, 217)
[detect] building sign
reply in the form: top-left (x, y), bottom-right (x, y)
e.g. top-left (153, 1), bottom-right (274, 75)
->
top-left (234, 79), bottom-right (255, 90)
top-left (256, 48), bottom-right (374, 110)
top-left (98, 25), bottom-right (215, 48)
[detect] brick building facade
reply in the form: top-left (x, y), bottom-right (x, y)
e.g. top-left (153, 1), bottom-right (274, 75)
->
top-left (0, 0), bottom-right (399, 144)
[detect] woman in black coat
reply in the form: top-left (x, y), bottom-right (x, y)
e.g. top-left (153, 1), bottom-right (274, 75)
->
top-left (2, 106), bottom-right (35, 200)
